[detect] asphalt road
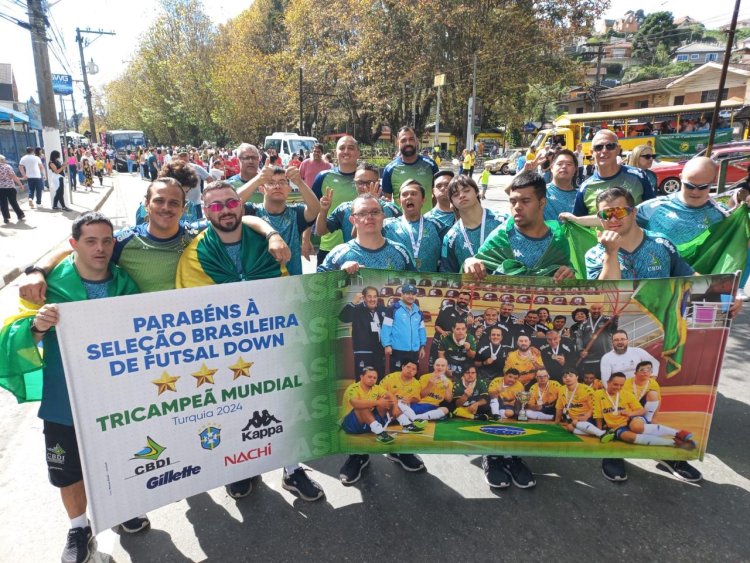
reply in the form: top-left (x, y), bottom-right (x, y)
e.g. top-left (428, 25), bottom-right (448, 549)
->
top-left (0, 171), bottom-right (748, 562)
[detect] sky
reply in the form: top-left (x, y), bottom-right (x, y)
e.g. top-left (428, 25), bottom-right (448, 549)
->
top-left (0, 0), bottom-right (747, 122)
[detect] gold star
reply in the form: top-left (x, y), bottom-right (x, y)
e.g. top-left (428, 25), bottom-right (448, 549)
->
top-left (229, 356), bottom-right (254, 380)
top-left (152, 371), bottom-right (180, 395)
top-left (191, 363), bottom-right (218, 387)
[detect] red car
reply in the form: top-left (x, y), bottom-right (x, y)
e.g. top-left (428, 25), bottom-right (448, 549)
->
top-left (651, 141), bottom-right (750, 194)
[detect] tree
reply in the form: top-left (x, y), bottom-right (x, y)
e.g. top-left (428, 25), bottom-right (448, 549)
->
top-left (632, 12), bottom-right (688, 65)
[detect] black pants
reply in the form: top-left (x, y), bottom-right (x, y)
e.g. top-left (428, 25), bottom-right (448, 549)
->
top-left (53, 177), bottom-right (66, 209)
top-left (0, 188), bottom-right (24, 220)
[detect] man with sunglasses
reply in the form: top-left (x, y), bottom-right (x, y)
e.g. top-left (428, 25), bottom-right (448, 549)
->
top-left (176, 181), bottom-right (327, 502)
top-left (573, 130), bottom-right (655, 216)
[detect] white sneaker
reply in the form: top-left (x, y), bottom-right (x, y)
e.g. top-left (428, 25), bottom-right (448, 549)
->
top-left (737, 290), bottom-right (749, 302)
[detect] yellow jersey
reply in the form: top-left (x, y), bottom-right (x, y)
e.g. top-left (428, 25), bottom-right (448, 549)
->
top-left (625, 376), bottom-right (661, 405)
top-left (504, 348), bottom-right (543, 378)
top-left (593, 389), bottom-right (641, 430)
top-left (341, 382), bottom-right (388, 416)
top-left (488, 378), bottom-right (524, 404)
top-left (418, 373), bottom-right (453, 405)
top-left (381, 371), bottom-right (422, 403)
top-left (528, 380), bottom-right (561, 409)
top-left (556, 383), bottom-right (594, 419)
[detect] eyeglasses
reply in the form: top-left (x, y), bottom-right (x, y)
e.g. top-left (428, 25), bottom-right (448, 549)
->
top-left (682, 181), bottom-right (712, 191)
top-left (596, 206), bottom-right (634, 220)
top-left (265, 181), bottom-right (289, 188)
top-left (351, 210), bottom-right (383, 219)
top-left (205, 198), bottom-right (242, 212)
top-left (640, 154), bottom-right (655, 160)
top-left (355, 180), bottom-right (378, 188)
top-left (592, 142), bottom-right (618, 152)
top-left (238, 156), bottom-right (258, 162)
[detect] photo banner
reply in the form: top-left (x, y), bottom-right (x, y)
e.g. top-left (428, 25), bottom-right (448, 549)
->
top-left (56, 270), bottom-right (737, 532)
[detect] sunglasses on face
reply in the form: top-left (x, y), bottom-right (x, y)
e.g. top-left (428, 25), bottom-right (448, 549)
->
top-left (592, 142), bottom-right (618, 152)
top-left (596, 206), bottom-right (634, 220)
top-left (640, 154), bottom-right (655, 160)
top-left (205, 198), bottom-right (242, 212)
top-left (682, 181), bottom-right (712, 191)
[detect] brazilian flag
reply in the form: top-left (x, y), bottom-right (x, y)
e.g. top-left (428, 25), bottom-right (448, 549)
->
top-left (177, 224), bottom-right (286, 288)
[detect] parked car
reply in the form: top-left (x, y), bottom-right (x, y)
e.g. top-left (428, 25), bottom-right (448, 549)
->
top-left (651, 141), bottom-right (750, 194)
top-left (485, 149), bottom-right (524, 175)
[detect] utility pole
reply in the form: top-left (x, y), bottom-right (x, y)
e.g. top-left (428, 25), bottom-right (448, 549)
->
top-left (299, 68), bottom-right (304, 135)
top-left (26, 0), bottom-right (61, 157)
top-left (466, 53), bottom-right (477, 152)
top-left (76, 27), bottom-right (115, 144)
top-left (433, 74), bottom-right (445, 150)
top-left (587, 39), bottom-right (605, 112)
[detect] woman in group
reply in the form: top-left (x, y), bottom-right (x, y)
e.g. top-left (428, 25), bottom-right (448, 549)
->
top-left (48, 150), bottom-right (70, 211)
top-left (0, 154), bottom-right (26, 223)
top-left (66, 148), bottom-right (78, 191)
top-left (81, 157), bottom-right (94, 191)
top-left (627, 144), bottom-right (657, 193)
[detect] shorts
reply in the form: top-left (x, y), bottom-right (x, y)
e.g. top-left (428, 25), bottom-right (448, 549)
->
top-left (613, 426), bottom-right (630, 441)
top-left (43, 420), bottom-right (83, 488)
top-left (411, 403), bottom-right (440, 415)
top-left (341, 409), bottom-right (387, 434)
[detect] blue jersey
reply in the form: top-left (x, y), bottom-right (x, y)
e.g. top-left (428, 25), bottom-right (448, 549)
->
top-left (323, 199), bottom-right (401, 244)
top-left (424, 207), bottom-right (455, 237)
top-left (440, 208), bottom-right (508, 272)
top-left (544, 183), bottom-right (577, 222)
top-left (574, 164), bottom-right (655, 216)
top-left (383, 215), bottom-right (443, 272)
top-left (585, 231), bottom-right (695, 280)
top-left (381, 155), bottom-right (439, 213)
top-left (317, 239), bottom-right (416, 272)
top-left (636, 193), bottom-right (729, 245)
top-left (507, 226), bottom-right (553, 269)
top-left (245, 203), bottom-right (312, 275)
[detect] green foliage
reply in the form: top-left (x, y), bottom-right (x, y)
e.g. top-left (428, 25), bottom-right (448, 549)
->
top-left (622, 61), bottom-right (692, 84)
top-left (632, 11), bottom-right (689, 65)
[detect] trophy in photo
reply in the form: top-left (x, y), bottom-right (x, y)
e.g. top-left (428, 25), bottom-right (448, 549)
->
top-left (516, 391), bottom-right (531, 421)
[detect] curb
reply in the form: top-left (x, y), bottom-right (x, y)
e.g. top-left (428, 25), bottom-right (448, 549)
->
top-left (0, 184), bottom-right (115, 292)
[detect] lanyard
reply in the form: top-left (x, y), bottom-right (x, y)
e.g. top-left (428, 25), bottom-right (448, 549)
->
top-left (489, 342), bottom-right (502, 360)
top-left (605, 391), bottom-right (620, 414)
top-left (459, 209), bottom-right (487, 254)
top-left (565, 384), bottom-right (578, 412)
top-left (537, 383), bottom-right (547, 405)
top-left (589, 315), bottom-right (602, 332)
top-left (402, 215), bottom-right (424, 258)
top-left (632, 379), bottom-right (647, 401)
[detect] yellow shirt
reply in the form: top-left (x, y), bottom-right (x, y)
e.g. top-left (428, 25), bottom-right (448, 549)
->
top-left (504, 349), bottom-right (543, 375)
top-left (593, 389), bottom-right (641, 430)
top-left (341, 382), bottom-right (388, 416)
top-left (488, 378), bottom-right (524, 404)
top-left (528, 380), bottom-right (561, 409)
top-left (419, 373), bottom-right (453, 405)
top-left (625, 376), bottom-right (661, 404)
top-left (556, 383), bottom-right (594, 419)
top-left (381, 371), bottom-right (422, 403)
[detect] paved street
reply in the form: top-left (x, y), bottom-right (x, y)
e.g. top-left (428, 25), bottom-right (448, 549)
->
top-left (1, 172), bottom-right (749, 562)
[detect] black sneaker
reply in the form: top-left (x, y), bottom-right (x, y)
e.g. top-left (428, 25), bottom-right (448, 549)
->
top-left (226, 477), bottom-right (255, 499)
top-left (503, 456), bottom-right (536, 488)
top-left (61, 526), bottom-right (94, 563)
top-left (474, 414), bottom-right (490, 421)
top-left (120, 515), bottom-right (150, 534)
top-left (482, 455), bottom-right (510, 489)
top-left (602, 458), bottom-right (628, 482)
top-left (282, 467), bottom-right (325, 501)
top-left (339, 454), bottom-right (370, 485)
top-left (656, 460), bottom-right (702, 482)
top-left (385, 453), bottom-right (425, 472)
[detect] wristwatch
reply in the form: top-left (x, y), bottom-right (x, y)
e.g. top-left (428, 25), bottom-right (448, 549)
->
top-left (24, 265), bottom-right (47, 276)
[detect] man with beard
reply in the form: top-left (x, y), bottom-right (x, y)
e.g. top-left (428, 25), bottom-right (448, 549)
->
top-left (474, 326), bottom-right (509, 382)
top-left (513, 309), bottom-right (548, 340)
top-left (339, 286), bottom-right (388, 381)
top-left (424, 170), bottom-right (455, 236)
top-left (437, 320), bottom-right (476, 379)
top-left (599, 330), bottom-right (660, 385)
top-left (382, 126), bottom-right (439, 213)
top-left (504, 335), bottom-right (545, 387)
top-left (383, 179), bottom-right (443, 272)
top-left (539, 329), bottom-right (575, 383)
top-left (177, 181), bottom-right (325, 502)
top-left (575, 302), bottom-right (618, 379)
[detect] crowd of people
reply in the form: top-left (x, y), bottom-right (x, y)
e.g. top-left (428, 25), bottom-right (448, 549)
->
top-left (7, 124), bottom-right (746, 563)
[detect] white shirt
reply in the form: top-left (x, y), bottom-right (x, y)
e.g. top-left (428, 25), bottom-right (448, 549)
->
top-left (19, 154), bottom-right (43, 178)
top-left (600, 347), bottom-right (660, 384)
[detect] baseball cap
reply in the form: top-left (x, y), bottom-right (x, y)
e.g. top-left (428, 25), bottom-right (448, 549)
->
top-left (401, 284), bottom-right (417, 294)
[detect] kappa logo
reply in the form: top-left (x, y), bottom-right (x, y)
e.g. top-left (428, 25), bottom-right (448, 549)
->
top-left (46, 443), bottom-right (66, 465)
top-left (241, 410), bottom-right (283, 442)
top-left (199, 426), bottom-right (221, 450)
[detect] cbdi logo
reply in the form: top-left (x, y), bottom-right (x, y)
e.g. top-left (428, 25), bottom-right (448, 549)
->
top-left (199, 426), bottom-right (221, 450)
top-left (130, 436), bottom-right (175, 477)
top-left (241, 410), bottom-right (283, 442)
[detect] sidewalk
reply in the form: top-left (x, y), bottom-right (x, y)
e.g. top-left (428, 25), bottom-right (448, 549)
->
top-left (0, 178), bottom-right (114, 291)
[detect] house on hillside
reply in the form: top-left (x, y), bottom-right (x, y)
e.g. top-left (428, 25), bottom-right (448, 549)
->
top-left (613, 11), bottom-right (639, 34)
top-left (674, 43), bottom-right (725, 66)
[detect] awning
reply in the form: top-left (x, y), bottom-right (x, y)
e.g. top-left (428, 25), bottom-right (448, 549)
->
top-left (0, 107), bottom-right (30, 124)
